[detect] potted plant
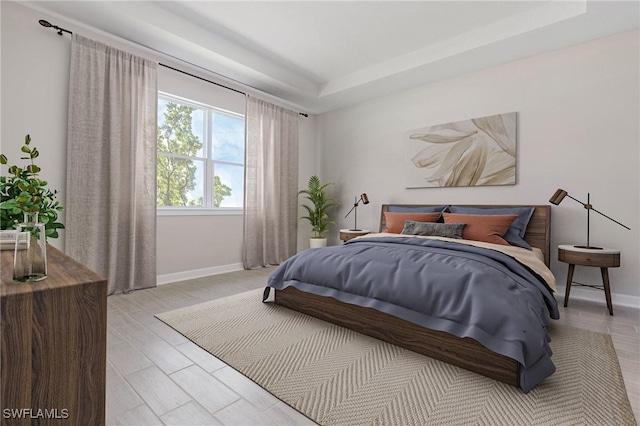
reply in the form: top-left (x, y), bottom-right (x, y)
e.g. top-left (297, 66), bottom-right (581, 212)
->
top-left (299, 175), bottom-right (338, 248)
top-left (0, 134), bottom-right (65, 238)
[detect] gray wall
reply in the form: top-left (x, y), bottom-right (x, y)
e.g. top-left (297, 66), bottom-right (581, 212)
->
top-left (1, 2), bottom-right (318, 282)
top-left (314, 30), bottom-right (640, 303)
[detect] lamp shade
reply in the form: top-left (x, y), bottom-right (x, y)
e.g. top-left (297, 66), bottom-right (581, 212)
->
top-left (549, 189), bottom-right (568, 205)
top-left (361, 193), bottom-right (369, 205)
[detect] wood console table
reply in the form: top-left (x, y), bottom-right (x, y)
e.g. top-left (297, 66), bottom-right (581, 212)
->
top-left (1, 245), bottom-right (107, 425)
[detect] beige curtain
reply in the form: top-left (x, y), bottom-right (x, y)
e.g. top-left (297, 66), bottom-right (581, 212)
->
top-left (66, 34), bottom-right (157, 295)
top-left (243, 97), bottom-right (299, 269)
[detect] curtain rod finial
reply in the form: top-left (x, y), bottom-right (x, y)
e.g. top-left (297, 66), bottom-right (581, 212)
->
top-left (38, 19), bottom-right (72, 35)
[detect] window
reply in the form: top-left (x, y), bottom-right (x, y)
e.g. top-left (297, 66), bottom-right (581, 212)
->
top-left (157, 93), bottom-right (245, 211)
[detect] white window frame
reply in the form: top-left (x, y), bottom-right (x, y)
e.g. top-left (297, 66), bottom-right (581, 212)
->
top-left (157, 92), bottom-right (245, 216)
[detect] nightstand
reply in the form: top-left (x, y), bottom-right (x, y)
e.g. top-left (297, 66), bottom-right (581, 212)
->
top-left (558, 245), bottom-right (620, 315)
top-left (339, 229), bottom-right (371, 242)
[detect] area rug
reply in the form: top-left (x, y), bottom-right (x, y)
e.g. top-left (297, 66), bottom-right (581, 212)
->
top-left (156, 289), bottom-right (636, 425)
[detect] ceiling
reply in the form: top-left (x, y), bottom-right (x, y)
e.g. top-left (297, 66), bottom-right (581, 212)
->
top-left (22, 1), bottom-right (640, 114)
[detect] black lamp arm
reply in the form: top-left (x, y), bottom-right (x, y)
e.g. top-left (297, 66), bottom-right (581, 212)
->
top-left (344, 195), bottom-right (364, 218)
top-left (344, 205), bottom-right (356, 218)
top-left (565, 194), bottom-right (588, 207)
top-left (590, 208), bottom-right (631, 230)
top-left (565, 194), bottom-right (630, 230)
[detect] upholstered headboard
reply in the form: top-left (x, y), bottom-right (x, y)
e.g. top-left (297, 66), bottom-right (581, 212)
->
top-left (380, 204), bottom-right (551, 266)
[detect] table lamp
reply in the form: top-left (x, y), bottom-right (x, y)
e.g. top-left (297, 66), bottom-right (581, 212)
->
top-left (345, 193), bottom-right (369, 231)
top-left (549, 189), bottom-right (630, 249)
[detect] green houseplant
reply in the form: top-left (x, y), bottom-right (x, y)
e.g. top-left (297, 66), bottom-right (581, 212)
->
top-left (0, 134), bottom-right (64, 238)
top-left (299, 175), bottom-right (338, 248)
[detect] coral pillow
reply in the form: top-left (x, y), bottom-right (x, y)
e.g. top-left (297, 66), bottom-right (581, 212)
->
top-left (442, 213), bottom-right (518, 246)
top-left (448, 206), bottom-right (534, 249)
top-left (383, 212), bottom-right (440, 234)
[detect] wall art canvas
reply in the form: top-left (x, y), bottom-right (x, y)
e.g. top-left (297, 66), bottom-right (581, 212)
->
top-left (405, 112), bottom-right (516, 188)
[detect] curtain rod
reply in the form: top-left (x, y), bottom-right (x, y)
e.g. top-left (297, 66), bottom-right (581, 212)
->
top-left (38, 19), bottom-right (309, 117)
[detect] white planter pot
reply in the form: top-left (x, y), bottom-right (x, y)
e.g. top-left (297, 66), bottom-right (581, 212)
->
top-left (309, 238), bottom-right (327, 249)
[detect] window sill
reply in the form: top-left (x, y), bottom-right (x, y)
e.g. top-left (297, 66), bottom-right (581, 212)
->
top-left (157, 208), bottom-right (243, 217)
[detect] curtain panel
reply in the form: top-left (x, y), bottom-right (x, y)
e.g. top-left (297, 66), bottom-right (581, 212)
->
top-left (66, 34), bottom-right (158, 294)
top-left (243, 97), bottom-right (299, 269)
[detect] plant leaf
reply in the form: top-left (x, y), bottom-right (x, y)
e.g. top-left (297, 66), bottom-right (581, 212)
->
top-left (0, 135), bottom-right (64, 238)
top-left (0, 201), bottom-right (18, 209)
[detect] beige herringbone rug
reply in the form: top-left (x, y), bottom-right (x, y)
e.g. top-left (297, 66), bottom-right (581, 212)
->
top-left (156, 289), bottom-right (636, 426)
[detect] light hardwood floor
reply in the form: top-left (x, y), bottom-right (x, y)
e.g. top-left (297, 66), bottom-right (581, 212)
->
top-left (107, 268), bottom-right (640, 425)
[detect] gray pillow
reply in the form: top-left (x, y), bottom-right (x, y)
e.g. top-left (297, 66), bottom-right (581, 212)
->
top-left (401, 221), bottom-right (466, 239)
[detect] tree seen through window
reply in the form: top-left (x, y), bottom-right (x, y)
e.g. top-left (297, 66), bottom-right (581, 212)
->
top-left (157, 96), bottom-right (242, 208)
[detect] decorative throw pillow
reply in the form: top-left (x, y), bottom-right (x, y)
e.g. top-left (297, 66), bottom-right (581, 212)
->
top-left (383, 212), bottom-right (440, 234)
top-left (401, 221), bottom-right (466, 239)
top-left (443, 213), bottom-right (518, 246)
top-left (448, 206), bottom-right (535, 250)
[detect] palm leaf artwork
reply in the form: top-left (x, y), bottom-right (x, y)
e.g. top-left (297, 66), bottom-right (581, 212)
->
top-left (406, 112), bottom-right (516, 188)
top-left (299, 175), bottom-right (338, 238)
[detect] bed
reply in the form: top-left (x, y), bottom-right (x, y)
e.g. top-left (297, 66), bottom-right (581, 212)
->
top-left (264, 204), bottom-right (558, 392)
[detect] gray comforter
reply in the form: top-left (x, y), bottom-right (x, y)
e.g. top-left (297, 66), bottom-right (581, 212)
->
top-left (264, 236), bottom-right (559, 392)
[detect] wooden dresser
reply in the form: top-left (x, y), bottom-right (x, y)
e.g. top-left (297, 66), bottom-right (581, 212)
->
top-left (1, 245), bottom-right (107, 425)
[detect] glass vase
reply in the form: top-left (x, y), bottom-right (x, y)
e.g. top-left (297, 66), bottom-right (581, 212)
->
top-left (13, 212), bottom-right (47, 282)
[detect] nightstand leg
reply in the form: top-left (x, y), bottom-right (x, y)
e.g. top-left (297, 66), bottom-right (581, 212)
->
top-left (564, 264), bottom-right (575, 307)
top-left (600, 267), bottom-right (614, 316)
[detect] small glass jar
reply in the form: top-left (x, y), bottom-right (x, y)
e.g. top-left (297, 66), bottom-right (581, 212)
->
top-left (13, 212), bottom-right (47, 282)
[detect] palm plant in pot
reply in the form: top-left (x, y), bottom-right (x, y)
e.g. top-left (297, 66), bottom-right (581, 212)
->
top-left (299, 175), bottom-right (338, 248)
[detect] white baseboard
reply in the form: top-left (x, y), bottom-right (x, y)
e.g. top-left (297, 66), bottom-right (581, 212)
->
top-left (157, 263), bottom-right (244, 285)
top-left (555, 284), bottom-right (640, 309)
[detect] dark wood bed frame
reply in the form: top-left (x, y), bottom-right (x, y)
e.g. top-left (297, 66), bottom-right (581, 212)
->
top-left (275, 205), bottom-right (550, 389)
